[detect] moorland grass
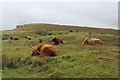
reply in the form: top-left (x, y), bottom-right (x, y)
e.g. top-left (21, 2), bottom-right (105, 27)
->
top-left (2, 24), bottom-right (119, 78)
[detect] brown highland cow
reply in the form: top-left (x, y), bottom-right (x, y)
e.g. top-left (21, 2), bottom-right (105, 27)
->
top-left (52, 37), bottom-right (63, 45)
top-left (25, 36), bottom-right (31, 40)
top-left (31, 44), bottom-right (57, 57)
top-left (9, 36), bottom-right (19, 40)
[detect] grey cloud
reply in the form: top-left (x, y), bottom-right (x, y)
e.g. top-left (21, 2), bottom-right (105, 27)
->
top-left (2, 2), bottom-right (118, 30)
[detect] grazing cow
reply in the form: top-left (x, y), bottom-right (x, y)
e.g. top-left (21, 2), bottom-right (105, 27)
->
top-left (82, 37), bottom-right (103, 45)
top-left (52, 37), bottom-right (63, 45)
top-left (9, 36), bottom-right (19, 40)
top-left (25, 36), bottom-right (31, 40)
top-left (31, 44), bottom-right (57, 57)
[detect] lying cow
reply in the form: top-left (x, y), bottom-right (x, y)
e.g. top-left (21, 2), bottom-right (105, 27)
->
top-left (52, 37), bottom-right (63, 45)
top-left (82, 37), bottom-right (103, 45)
top-left (25, 36), bottom-right (31, 40)
top-left (9, 36), bottom-right (19, 40)
top-left (30, 44), bottom-right (57, 57)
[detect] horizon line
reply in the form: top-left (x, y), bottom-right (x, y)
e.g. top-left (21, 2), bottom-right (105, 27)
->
top-left (1, 22), bottom-right (119, 31)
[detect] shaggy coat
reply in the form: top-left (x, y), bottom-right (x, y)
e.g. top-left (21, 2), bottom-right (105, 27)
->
top-left (52, 37), bottom-right (63, 45)
top-left (82, 37), bottom-right (103, 45)
top-left (25, 36), bottom-right (31, 40)
top-left (9, 36), bottom-right (19, 40)
top-left (32, 44), bottom-right (57, 57)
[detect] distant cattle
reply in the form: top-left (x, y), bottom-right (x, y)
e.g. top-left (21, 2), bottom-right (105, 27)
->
top-left (82, 37), bottom-right (103, 45)
top-left (52, 37), bottom-right (63, 45)
top-left (9, 36), bottom-right (19, 40)
top-left (31, 44), bottom-right (57, 57)
top-left (25, 36), bottom-right (31, 40)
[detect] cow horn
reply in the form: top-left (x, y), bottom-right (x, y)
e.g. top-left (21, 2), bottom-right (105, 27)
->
top-left (57, 50), bottom-right (61, 52)
top-left (28, 45), bottom-right (33, 49)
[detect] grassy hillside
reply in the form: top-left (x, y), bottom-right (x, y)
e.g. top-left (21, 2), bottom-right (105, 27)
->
top-left (2, 24), bottom-right (119, 78)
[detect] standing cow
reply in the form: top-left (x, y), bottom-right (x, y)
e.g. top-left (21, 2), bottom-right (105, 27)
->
top-left (82, 37), bottom-right (103, 45)
top-left (31, 44), bottom-right (57, 57)
top-left (52, 37), bottom-right (63, 45)
top-left (9, 36), bottom-right (19, 40)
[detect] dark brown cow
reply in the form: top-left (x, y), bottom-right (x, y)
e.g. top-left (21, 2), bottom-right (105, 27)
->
top-left (52, 37), bottom-right (63, 45)
top-left (9, 36), bottom-right (19, 40)
top-left (82, 37), bottom-right (103, 45)
top-left (25, 36), bottom-right (31, 40)
top-left (31, 44), bottom-right (57, 57)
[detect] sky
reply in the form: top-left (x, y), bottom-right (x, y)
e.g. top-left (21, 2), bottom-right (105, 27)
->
top-left (1, 1), bottom-right (118, 30)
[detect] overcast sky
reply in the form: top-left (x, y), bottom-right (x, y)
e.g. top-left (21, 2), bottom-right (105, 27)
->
top-left (1, 2), bottom-right (118, 30)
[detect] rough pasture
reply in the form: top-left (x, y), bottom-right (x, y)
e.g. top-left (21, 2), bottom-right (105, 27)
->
top-left (2, 24), bottom-right (119, 78)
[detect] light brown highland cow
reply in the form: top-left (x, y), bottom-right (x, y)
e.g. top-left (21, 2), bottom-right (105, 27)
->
top-left (82, 37), bottom-right (103, 45)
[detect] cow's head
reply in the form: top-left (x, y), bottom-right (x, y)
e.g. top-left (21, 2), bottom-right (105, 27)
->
top-left (28, 45), bottom-right (40, 56)
top-left (10, 36), bottom-right (13, 39)
top-left (82, 37), bottom-right (90, 45)
top-left (25, 36), bottom-right (27, 39)
top-left (32, 48), bottom-right (40, 56)
top-left (52, 37), bottom-right (57, 42)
